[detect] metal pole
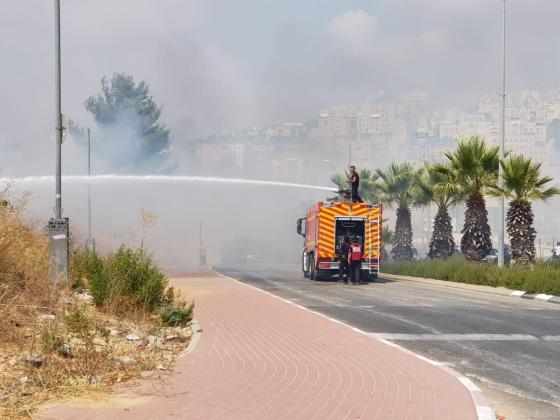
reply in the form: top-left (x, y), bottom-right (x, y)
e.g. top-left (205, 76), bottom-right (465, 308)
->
top-left (55, 0), bottom-right (62, 219)
top-left (87, 128), bottom-right (92, 248)
top-left (498, 0), bottom-right (506, 268)
top-left (49, 0), bottom-right (69, 282)
top-left (348, 118), bottom-right (353, 166)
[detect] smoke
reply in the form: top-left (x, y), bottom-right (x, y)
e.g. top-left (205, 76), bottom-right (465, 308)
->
top-left (7, 178), bottom-right (324, 271)
top-left (2, 1), bottom-right (560, 267)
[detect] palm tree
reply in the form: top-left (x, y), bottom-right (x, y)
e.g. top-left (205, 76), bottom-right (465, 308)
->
top-left (376, 162), bottom-right (424, 261)
top-left (435, 136), bottom-right (499, 262)
top-left (331, 169), bottom-right (380, 203)
top-left (381, 223), bottom-right (393, 262)
top-left (489, 155), bottom-right (560, 266)
top-left (420, 165), bottom-right (462, 260)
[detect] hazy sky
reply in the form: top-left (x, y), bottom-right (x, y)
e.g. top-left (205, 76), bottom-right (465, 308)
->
top-left (1, 0), bottom-right (560, 174)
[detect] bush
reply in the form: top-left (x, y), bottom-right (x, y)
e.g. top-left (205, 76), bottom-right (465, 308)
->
top-left (160, 302), bottom-right (194, 326)
top-left (71, 245), bottom-right (168, 314)
top-left (383, 258), bottom-right (560, 295)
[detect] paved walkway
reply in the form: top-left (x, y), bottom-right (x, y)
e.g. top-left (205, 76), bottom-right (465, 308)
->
top-left (40, 273), bottom-right (482, 420)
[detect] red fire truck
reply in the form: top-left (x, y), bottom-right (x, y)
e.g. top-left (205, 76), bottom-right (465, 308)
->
top-left (297, 198), bottom-right (382, 281)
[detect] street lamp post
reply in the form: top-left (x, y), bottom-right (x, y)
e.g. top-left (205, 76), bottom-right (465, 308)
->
top-left (48, 0), bottom-right (69, 283)
top-left (498, 0), bottom-right (507, 268)
top-left (86, 128), bottom-right (95, 252)
top-left (319, 113), bottom-right (382, 167)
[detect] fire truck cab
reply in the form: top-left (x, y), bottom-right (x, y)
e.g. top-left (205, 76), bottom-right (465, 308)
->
top-left (297, 200), bottom-right (382, 281)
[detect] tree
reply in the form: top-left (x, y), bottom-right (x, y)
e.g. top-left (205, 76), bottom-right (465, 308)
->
top-left (331, 169), bottom-right (380, 203)
top-left (435, 136), bottom-right (498, 262)
top-left (381, 224), bottom-right (393, 262)
top-left (420, 165), bottom-right (462, 260)
top-left (489, 155), bottom-right (560, 266)
top-left (375, 163), bottom-right (424, 261)
top-left (85, 72), bottom-right (170, 171)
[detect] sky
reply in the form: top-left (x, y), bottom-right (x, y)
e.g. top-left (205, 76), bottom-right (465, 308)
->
top-left (1, 0), bottom-right (560, 175)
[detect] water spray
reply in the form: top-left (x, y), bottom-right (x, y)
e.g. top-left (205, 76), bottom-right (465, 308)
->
top-left (0, 175), bottom-right (338, 193)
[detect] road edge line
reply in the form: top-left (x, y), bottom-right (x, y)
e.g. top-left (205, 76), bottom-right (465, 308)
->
top-left (215, 271), bottom-right (495, 420)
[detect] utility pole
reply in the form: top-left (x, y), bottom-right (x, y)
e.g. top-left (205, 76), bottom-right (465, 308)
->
top-left (86, 128), bottom-right (95, 252)
top-left (498, 0), bottom-right (506, 268)
top-left (48, 0), bottom-right (69, 282)
top-left (348, 118), bottom-right (353, 167)
top-left (319, 113), bottom-right (381, 168)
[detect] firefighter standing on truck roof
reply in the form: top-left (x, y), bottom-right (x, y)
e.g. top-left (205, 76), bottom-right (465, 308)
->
top-left (347, 166), bottom-right (363, 203)
top-left (337, 235), bottom-right (351, 284)
top-left (348, 236), bottom-right (363, 284)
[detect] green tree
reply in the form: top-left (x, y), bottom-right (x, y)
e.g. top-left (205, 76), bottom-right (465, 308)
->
top-left (331, 169), bottom-right (380, 203)
top-left (85, 72), bottom-right (170, 170)
top-left (375, 162), bottom-right (424, 261)
top-left (489, 155), bottom-right (560, 266)
top-left (420, 165), bottom-right (462, 260)
top-left (435, 136), bottom-right (499, 262)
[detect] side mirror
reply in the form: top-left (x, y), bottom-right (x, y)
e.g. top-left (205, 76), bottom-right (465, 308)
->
top-left (296, 218), bottom-right (306, 237)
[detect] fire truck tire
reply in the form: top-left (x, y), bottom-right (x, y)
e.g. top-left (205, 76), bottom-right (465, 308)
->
top-left (367, 273), bottom-right (378, 282)
top-left (302, 253), bottom-right (309, 278)
top-left (309, 255), bottom-right (317, 281)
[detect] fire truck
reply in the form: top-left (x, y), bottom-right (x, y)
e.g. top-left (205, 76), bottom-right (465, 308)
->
top-left (296, 196), bottom-right (382, 281)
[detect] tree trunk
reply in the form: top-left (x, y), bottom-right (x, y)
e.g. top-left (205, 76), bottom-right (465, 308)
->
top-left (461, 192), bottom-right (493, 262)
top-left (507, 199), bottom-right (536, 267)
top-left (429, 205), bottom-right (455, 260)
top-left (391, 206), bottom-right (413, 261)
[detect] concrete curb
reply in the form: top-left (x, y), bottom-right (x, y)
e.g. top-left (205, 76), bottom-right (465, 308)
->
top-left (185, 319), bottom-right (202, 355)
top-left (382, 273), bottom-right (560, 305)
top-left (512, 290), bottom-right (560, 304)
top-left (216, 271), bottom-right (495, 420)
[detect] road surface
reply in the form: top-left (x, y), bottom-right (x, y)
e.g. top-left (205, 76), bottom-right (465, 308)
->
top-left (220, 263), bottom-right (560, 420)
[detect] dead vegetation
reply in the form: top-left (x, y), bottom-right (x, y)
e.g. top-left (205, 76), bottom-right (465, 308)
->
top-left (0, 198), bottom-right (193, 419)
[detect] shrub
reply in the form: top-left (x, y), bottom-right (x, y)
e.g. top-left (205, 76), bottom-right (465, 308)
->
top-left (383, 258), bottom-right (560, 295)
top-left (65, 304), bottom-right (92, 334)
top-left (71, 245), bottom-right (168, 314)
top-left (160, 302), bottom-right (194, 326)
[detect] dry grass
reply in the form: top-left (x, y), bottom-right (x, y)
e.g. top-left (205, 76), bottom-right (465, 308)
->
top-left (0, 197), bottom-right (192, 419)
top-left (0, 199), bottom-right (59, 341)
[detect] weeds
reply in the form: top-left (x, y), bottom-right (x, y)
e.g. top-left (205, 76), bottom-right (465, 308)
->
top-left (383, 257), bottom-right (560, 295)
top-left (71, 245), bottom-right (168, 314)
top-left (160, 302), bottom-right (194, 327)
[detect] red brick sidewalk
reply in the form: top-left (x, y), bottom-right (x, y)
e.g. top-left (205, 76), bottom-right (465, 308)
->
top-left (40, 273), bottom-right (486, 420)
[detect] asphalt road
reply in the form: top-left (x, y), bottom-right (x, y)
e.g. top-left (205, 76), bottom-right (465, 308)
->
top-left (220, 263), bottom-right (560, 420)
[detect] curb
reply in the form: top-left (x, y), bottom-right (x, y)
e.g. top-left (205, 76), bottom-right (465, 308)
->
top-left (216, 271), bottom-right (495, 420)
top-left (511, 290), bottom-right (560, 304)
top-left (185, 319), bottom-right (202, 355)
top-left (382, 273), bottom-right (560, 305)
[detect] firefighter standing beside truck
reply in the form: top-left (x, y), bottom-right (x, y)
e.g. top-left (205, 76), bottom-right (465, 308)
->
top-left (348, 236), bottom-right (363, 284)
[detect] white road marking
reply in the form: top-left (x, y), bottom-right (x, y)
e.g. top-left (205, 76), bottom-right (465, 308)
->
top-left (510, 290), bottom-right (526, 297)
top-left (535, 294), bottom-right (555, 301)
top-left (459, 377), bottom-right (481, 392)
top-left (541, 335), bottom-right (560, 341)
top-left (369, 333), bottom-right (540, 341)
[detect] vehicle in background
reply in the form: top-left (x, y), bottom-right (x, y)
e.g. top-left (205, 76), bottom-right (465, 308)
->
top-left (484, 245), bottom-right (511, 264)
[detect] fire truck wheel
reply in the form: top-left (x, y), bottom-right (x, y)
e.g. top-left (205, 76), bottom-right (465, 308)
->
top-left (309, 255), bottom-right (317, 280)
top-left (367, 273), bottom-right (378, 282)
top-left (302, 253), bottom-right (309, 278)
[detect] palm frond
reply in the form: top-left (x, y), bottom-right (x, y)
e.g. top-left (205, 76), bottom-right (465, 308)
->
top-left (499, 154), bottom-right (560, 202)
